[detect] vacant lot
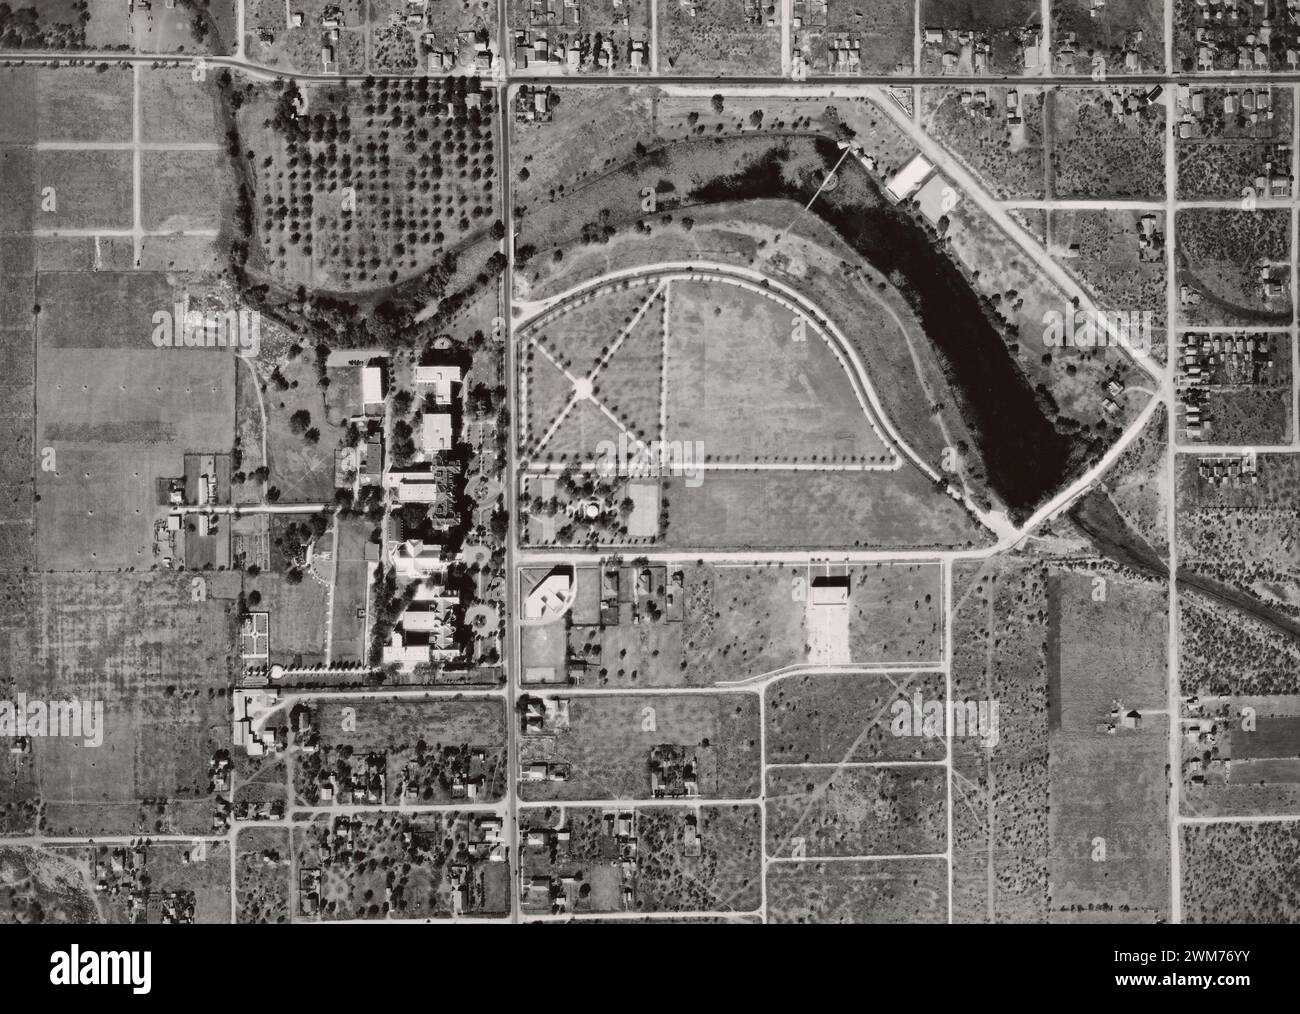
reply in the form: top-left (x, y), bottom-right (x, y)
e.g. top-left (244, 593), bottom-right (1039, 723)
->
top-left (1177, 208), bottom-right (1291, 326)
top-left (1182, 823), bottom-right (1300, 923)
top-left (767, 765), bottom-right (948, 858)
top-left (766, 671), bottom-right (948, 764)
top-left (1052, 88), bottom-right (1165, 199)
top-left (236, 827), bottom-right (292, 924)
top-left (657, 0), bottom-right (781, 76)
top-left (767, 856), bottom-right (948, 923)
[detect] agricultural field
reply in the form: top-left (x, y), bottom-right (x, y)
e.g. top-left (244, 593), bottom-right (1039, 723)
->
top-left (1182, 822), bottom-right (1300, 922)
top-left (1051, 0), bottom-right (1163, 74)
top-left (1176, 208), bottom-right (1292, 327)
top-left (516, 692), bottom-right (761, 801)
top-left (949, 558), bottom-right (1051, 923)
top-left (293, 697), bottom-right (508, 806)
top-left (1045, 568), bottom-right (1169, 921)
top-left (767, 857), bottom-right (948, 923)
top-left (1051, 87), bottom-right (1166, 199)
top-left (33, 272), bottom-right (236, 570)
top-left (656, 0), bottom-right (782, 76)
top-left (16, 571), bottom-right (237, 838)
top-left (237, 75), bottom-right (497, 292)
top-left (921, 86), bottom-right (1047, 199)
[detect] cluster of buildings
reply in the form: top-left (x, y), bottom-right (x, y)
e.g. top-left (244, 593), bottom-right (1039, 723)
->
top-left (1195, 453), bottom-right (1261, 486)
top-left (1188, 0), bottom-right (1299, 70)
top-left (153, 451), bottom-right (233, 569)
top-left (287, 4), bottom-right (349, 73)
top-left (927, 27), bottom-right (1044, 74)
top-left (514, 85), bottom-right (555, 123)
top-left (1055, 25), bottom-right (1149, 72)
top-left (881, 151), bottom-right (962, 228)
top-left (511, 30), bottom-right (647, 71)
top-left (89, 848), bottom-right (197, 924)
top-left (1099, 84), bottom-right (1165, 119)
top-left (1177, 332), bottom-right (1280, 438)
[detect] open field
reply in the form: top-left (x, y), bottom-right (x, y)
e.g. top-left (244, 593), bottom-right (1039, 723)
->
top-left (1182, 822), bottom-right (1300, 923)
top-left (1051, 87), bottom-right (1165, 199)
top-left (766, 765), bottom-right (948, 858)
top-left (766, 857), bottom-right (948, 923)
top-left (34, 273), bottom-right (236, 570)
top-left (766, 671), bottom-right (948, 765)
top-left (0, 66), bottom-right (134, 144)
top-left (1050, 209), bottom-right (1166, 315)
top-left (517, 692), bottom-right (761, 801)
top-left (657, 0), bottom-right (781, 76)
top-left (949, 558), bottom-right (1050, 923)
top-left (1046, 568), bottom-right (1168, 921)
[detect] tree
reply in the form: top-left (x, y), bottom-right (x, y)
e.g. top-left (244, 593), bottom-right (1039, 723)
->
top-left (710, 94), bottom-right (724, 114)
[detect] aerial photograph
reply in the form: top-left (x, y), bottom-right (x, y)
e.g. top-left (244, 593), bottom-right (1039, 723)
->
top-left (0, 0), bottom-right (1291, 985)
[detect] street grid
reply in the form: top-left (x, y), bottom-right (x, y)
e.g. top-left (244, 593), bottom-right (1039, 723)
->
top-left (2, 0), bottom-right (1300, 924)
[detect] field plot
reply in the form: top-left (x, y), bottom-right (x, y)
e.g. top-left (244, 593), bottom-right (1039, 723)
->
top-left (766, 766), bottom-right (947, 858)
top-left (245, 568), bottom-right (331, 668)
top-left (141, 150), bottom-right (227, 232)
top-left (517, 692), bottom-right (761, 801)
top-left (34, 273), bottom-right (236, 570)
top-left (236, 827), bottom-right (292, 924)
top-left (519, 804), bottom-right (761, 914)
top-left (1175, 87), bottom-right (1293, 200)
top-left (766, 671), bottom-right (948, 765)
top-left (1051, 0), bottom-right (1163, 74)
top-left (140, 68), bottom-right (223, 144)
top-left (21, 571), bottom-right (237, 838)
top-left (1182, 823), bottom-right (1300, 923)
top-left (1051, 87), bottom-right (1165, 199)
top-left (26, 149), bottom-right (133, 231)
top-left (1176, 454), bottom-right (1300, 621)
top-left (657, 0), bottom-right (781, 76)
top-left (1050, 210), bottom-right (1166, 315)
top-left (293, 698), bottom-right (508, 806)
top-left (795, 0), bottom-right (914, 77)
top-left (948, 559), bottom-right (1050, 923)
top-left (0, 66), bottom-right (134, 144)
top-left (1046, 568), bottom-right (1168, 921)
top-left (1177, 208), bottom-right (1292, 327)
top-left (238, 76), bottom-right (496, 291)
top-left (766, 857), bottom-right (947, 923)
top-left (921, 86), bottom-right (1047, 199)
top-left (328, 516), bottom-right (372, 664)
